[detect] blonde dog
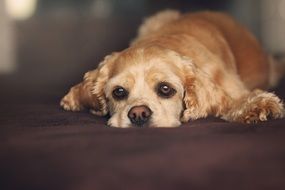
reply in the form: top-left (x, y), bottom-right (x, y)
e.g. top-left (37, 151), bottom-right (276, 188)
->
top-left (61, 10), bottom-right (284, 128)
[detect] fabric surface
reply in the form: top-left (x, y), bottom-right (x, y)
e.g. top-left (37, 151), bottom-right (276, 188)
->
top-left (1, 79), bottom-right (285, 190)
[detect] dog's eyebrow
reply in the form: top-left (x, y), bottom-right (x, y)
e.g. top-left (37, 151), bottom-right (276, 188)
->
top-left (111, 72), bottom-right (136, 88)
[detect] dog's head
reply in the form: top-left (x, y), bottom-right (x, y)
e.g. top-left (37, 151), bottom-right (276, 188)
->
top-left (89, 46), bottom-right (226, 128)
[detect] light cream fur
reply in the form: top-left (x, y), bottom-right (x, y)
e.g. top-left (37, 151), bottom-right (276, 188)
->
top-left (61, 10), bottom-right (285, 128)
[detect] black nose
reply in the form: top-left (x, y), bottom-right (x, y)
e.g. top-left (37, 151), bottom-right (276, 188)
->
top-left (128, 105), bottom-right (152, 127)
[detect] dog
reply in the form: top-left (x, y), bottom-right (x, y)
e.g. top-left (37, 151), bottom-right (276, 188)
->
top-left (60, 10), bottom-right (285, 128)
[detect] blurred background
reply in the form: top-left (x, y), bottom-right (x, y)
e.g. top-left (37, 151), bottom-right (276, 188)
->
top-left (0, 0), bottom-right (285, 104)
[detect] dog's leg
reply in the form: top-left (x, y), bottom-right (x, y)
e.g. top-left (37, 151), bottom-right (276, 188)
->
top-left (181, 62), bottom-right (284, 124)
top-left (222, 89), bottom-right (284, 123)
top-left (60, 70), bottom-right (100, 112)
top-left (60, 83), bottom-right (86, 111)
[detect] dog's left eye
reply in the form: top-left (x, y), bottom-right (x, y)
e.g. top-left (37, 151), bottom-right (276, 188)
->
top-left (156, 82), bottom-right (176, 98)
top-left (112, 86), bottom-right (129, 100)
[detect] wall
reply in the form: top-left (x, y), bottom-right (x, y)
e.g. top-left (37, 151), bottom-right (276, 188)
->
top-left (0, 0), bottom-right (16, 74)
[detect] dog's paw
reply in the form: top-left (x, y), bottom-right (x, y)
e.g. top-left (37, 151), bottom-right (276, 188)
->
top-left (224, 90), bottom-right (284, 124)
top-left (60, 88), bottom-right (83, 112)
top-left (242, 102), bottom-right (284, 124)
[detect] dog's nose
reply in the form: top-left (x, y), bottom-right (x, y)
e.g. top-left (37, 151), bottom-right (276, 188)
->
top-left (128, 105), bottom-right (152, 127)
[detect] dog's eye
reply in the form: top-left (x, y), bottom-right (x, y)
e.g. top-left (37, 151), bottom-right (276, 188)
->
top-left (112, 86), bottom-right (129, 100)
top-left (156, 82), bottom-right (176, 98)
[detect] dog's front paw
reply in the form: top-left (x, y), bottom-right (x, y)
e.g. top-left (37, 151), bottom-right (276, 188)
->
top-left (224, 90), bottom-right (284, 124)
top-left (242, 103), bottom-right (284, 124)
top-left (60, 87), bottom-right (83, 112)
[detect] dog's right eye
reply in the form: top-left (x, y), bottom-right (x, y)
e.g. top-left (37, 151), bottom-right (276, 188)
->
top-left (112, 86), bottom-right (129, 100)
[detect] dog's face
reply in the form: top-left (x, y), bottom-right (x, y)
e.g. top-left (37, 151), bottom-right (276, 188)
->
top-left (104, 47), bottom-right (185, 128)
top-left (90, 45), bottom-right (221, 128)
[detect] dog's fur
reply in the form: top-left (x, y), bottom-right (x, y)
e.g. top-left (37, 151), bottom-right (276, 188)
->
top-left (61, 10), bottom-right (285, 128)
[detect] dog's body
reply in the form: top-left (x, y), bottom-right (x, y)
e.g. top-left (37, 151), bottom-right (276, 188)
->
top-left (61, 10), bottom-right (284, 128)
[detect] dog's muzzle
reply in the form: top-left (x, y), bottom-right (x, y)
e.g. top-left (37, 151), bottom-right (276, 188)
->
top-left (127, 105), bottom-right (152, 127)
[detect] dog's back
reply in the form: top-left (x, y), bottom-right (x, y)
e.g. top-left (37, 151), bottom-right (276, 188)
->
top-left (135, 10), bottom-right (278, 90)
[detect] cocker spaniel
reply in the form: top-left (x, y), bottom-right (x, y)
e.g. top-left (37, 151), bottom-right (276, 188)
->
top-left (61, 10), bottom-right (285, 128)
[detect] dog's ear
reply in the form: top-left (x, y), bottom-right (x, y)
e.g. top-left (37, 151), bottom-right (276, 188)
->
top-left (61, 52), bottom-right (120, 116)
top-left (169, 52), bottom-right (231, 122)
top-left (87, 52), bottom-right (120, 116)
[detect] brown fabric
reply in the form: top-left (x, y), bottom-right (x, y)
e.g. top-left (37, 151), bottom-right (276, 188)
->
top-left (1, 79), bottom-right (285, 190)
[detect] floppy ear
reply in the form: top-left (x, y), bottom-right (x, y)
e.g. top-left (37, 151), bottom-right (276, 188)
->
top-left (176, 55), bottom-right (231, 122)
top-left (60, 52), bottom-right (119, 116)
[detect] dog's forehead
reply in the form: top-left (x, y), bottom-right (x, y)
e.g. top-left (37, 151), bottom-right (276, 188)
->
top-left (113, 61), bottom-right (172, 83)
top-left (114, 49), bottom-right (158, 70)
top-left (113, 47), bottom-right (183, 76)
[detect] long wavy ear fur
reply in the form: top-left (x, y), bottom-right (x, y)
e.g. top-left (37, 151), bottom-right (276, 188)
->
top-left (88, 53), bottom-right (119, 116)
top-left (60, 52), bottom-right (120, 116)
top-left (173, 54), bottom-right (231, 122)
